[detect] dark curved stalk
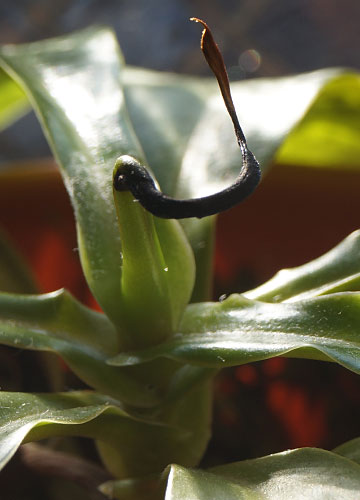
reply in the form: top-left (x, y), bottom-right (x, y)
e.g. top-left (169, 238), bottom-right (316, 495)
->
top-left (20, 443), bottom-right (111, 499)
top-left (113, 18), bottom-right (261, 220)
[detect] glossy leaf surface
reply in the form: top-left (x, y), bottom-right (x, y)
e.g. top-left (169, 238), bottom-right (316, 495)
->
top-left (171, 69), bottom-right (346, 199)
top-left (0, 289), bottom-right (162, 407)
top-left (0, 391), bottom-right (119, 471)
top-left (109, 292), bottom-right (360, 374)
top-left (245, 230), bottom-right (360, 303)
top-left (113, 185), bottom-right (195, 349)
top-left (0, 27), bottom-right (146, 328)
top-left (165, 448), bottom-right (360, 499)
top-left (0, 390), bottom-right (191, 479)
top-left (334, 437), bottom-right (360, 465)
top-left (100, 441), bottom-right (360, 499)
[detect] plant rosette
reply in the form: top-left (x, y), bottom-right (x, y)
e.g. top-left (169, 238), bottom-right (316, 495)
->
top-left (0, 20), bottom-right (359, 500)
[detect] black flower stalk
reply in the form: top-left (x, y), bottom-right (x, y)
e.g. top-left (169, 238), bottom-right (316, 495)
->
top-left (113, 18), bottom-right (261, 219)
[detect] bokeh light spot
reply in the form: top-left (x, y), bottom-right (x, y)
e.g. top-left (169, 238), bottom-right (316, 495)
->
top-left (239, 49), bottom-right (261, 73)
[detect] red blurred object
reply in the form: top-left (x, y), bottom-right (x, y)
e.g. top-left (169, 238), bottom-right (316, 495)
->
top-left (235, 364), bottom-right (258, 386)
top-left (262, 357), bottom-right (287, 377)
top-left (0, 160), bottom-right (90, 302)
top-left (267, 380), bottom-right (328, 448)
top-left (215, 163), bottom-right (360, 293)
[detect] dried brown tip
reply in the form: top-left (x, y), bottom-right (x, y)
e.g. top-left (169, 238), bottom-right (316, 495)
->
top-left (190, 17), bottom-right (245, 146)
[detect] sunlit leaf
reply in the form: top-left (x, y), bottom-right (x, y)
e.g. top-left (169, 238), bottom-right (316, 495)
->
top-left (109, 292), bottom-right (360, 374)
top-left (164, 448), bottom-right (360, 499)
top-left (0, 67), bottom-right (29, 131)
top-left (334, 437), bottom-right (360, 466)
top-left (122, 67), bottom-right (211, 197)
top-left (0, 27), bottom-right (147, 328)
top-left (124, 68), bottom-right (352, 198)
top-left (276, 73), bottom-right (360, 169)
top-left (245, 229), bottom-right (360, 303)
top-left (123, 67), bottom-right (351, 299)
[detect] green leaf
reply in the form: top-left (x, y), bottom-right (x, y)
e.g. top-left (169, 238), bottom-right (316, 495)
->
top-left (123, 67), bottom-right (350, 300)
top-left (0, 27), bottom-right (146, 329)
top-left (101, 443), bottom-right (360, 499)
top-left (0, 391), bottom-right (116, 472)
top-left (245, 230), bottom-right (360, 303)
top-left (0, 228), bottom-right (37, 293)
top-left (164, 448), bottom-right (360, 499)
top-left (109, 292), bottom-right (360, 373)
top-left (0, 67), bottom-right (29, 131)
top-left (96, 377), bottom-right (212, 479)
top-left (112, 176), bottom-right (195, 349)
top-left (116, 66), bottom-right (216, 302)
top-left (122, 67), bottom-right (212, 197)
top-left (0, 289), bottom-right (161, 407)
top-left (124, 67), bottom-right (349, 199)
top-left (276, 73), bottom-right (360, 169)
top-left (0, 390), bottom-right (193, 479)
top-left (334, 437), bottom-right (360, 466)
top-left (174, 70), bottom-right (345, 198)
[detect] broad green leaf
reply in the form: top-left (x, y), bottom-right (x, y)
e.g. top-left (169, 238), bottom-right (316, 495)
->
top-left (124, 67), bottom-right (349, 198)
top-left (98, 375), bottom-right (212, 485)
top-left (109, 293), bottom-right (360, 374)
top-left (0, 227), bottom-right (37, 293)
top-left (0, 289), bottom-right (162, 407)
top-left (0, 27), bottom-right (146, 329)
top-left (0, 391), bottom-right (117, 472)
top-left (113, 181), bottom-right (195, 349)
top-left (101, 444), bottom-right (360, 499)
top-left (165, 448), bottom-right (360, 499)
top-left (276, 73), bottom-right (360, 169)
top-left (0, 67), bottom-right (29, 131)
top-left (123, 66), bottom-right (350, 300)
top-left (174, 69), bottom-right (343, 198)
top-left (0, 287), bottom-right (215, 414)
top-left (122, 67), bottom-right (212, 197)
top-left (0, 390), bottom-right (193, 479)
top-left (245, 230), bottom-right (360, 303)
top-left (334, 437), bottom-right (360, 465)
top-left (96, 376), bottom-right (212, 479)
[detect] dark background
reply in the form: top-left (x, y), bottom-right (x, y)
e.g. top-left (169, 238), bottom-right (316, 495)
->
top-left (1, 0), bottom-right (360, 161)
top-left (2, 0), bottom-right (360, 73)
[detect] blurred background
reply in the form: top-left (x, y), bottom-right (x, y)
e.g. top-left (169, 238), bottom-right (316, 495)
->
top-left (1, 0), bottom-right (360, 161)
top-left (0, 0), bottom-right (360, 489)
